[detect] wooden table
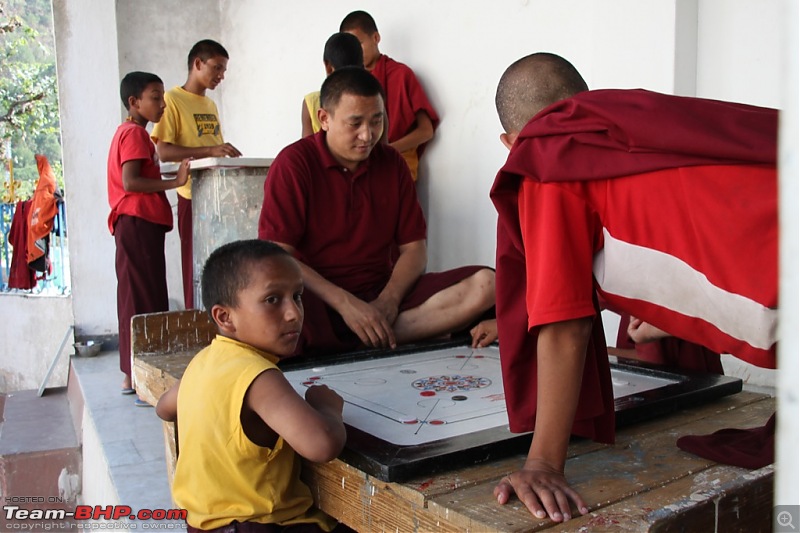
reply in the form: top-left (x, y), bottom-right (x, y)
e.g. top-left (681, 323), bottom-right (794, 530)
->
top-left (132, 311), bottom-right (775, 532)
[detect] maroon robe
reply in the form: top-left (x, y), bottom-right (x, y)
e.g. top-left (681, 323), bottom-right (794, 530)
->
top-left (370, 54), bottom-right (439, 158)
top-left (491, 89), bottom-right (778, 442)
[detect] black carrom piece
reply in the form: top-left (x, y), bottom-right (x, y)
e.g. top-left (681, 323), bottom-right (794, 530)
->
top-left (279, 337), bottom-right (742, 482)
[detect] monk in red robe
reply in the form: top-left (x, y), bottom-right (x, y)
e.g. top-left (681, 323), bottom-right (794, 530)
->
top-left (340, 10), bottom-right (439, 181)
top-left (490, 52), bottom-right (778, 523)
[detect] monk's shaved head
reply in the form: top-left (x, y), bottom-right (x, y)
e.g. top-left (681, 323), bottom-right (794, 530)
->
top-left (340, 10), bottom-right (378, 35)
top-left (495, 53), bottom-right (588, 134)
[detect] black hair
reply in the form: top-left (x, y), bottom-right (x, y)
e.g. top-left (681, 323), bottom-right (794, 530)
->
top-left (340, 10), bottom-right (378, 35)
top-left (119, 71), bottom-right (163, 109)
top-left (320, 66), bottom-right (384, 111)
top-left (201, 239), bottom-right (292, 314)
top-left (323, 32), bottom-right (364, 70)
top-left (187, 39), bottom-right (229, 71)
top-left (495, 52), bottom-right (588, 133)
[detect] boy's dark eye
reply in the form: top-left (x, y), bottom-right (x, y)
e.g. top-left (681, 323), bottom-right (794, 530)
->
top-left (265, 296), bottom-right (279, 304)
top-left (293, 292), bottom-right (303, 303)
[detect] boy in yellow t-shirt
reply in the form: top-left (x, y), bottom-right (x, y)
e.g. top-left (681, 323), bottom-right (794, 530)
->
top-left (156, 240), bottom-right (348, 532)
top-left (151, 39), bottom-right (242, 309)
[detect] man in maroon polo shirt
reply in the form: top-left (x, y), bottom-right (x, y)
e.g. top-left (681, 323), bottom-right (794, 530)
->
top-left (258, 67), bottom-right (495, 356)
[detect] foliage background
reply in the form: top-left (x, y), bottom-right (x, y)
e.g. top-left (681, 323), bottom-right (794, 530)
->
top-left (1, 0), bottom-right (62, 202)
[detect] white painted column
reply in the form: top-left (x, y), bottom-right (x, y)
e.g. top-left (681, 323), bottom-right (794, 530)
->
top-left (52, 0), bottom-right (122, 339)
top-left (776, 0), bottom-right (800, 511)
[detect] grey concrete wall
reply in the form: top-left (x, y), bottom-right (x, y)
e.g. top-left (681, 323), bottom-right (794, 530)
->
top-left (0, 295), bottom-right (73, 391)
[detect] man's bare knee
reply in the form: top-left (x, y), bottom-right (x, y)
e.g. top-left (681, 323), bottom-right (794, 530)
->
top-left (464, 268), bottom-right (495, 309)
top-left (475, 268), bottom-right (496, 291)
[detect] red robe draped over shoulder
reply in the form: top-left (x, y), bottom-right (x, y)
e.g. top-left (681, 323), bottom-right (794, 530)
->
top-left (370, 54), bottom-right (439, 158)
top-left (491, 89), bottom-right (778, 442)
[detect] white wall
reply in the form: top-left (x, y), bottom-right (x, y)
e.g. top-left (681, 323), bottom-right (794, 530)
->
top-left (47, 0), bottom-right (786, 340)
top-left (219, 0), bottom-right (714, 271)
top-left (697, 0), bottom-right (783, 108)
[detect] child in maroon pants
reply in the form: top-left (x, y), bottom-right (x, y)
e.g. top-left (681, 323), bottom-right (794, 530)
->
top-left (106, 71), bottom-right (189, 403)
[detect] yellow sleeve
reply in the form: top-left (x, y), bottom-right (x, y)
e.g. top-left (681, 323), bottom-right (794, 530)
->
top-left (151, 91), bottom-right (180, 145)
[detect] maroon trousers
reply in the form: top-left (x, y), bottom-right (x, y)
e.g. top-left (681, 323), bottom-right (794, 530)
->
top-left (114, 215), bottom-right (169, 376)
top-left (177, 195), bottom-right (194, 309)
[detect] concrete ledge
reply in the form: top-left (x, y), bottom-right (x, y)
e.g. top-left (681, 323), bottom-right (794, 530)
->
top-left (69, 351), bottom-right (174, 514)
top-left (0, 388), bottom-right (80, 530)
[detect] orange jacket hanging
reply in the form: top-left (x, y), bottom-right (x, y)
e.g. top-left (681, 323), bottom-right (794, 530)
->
top-left (27, 154), bottom-right (59, 267)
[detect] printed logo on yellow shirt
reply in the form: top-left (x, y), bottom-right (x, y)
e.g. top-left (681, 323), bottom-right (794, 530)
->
top-left (193, 114), bottom-right (221, 137)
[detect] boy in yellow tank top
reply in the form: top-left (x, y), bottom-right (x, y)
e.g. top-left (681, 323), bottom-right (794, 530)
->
top-left (156, 240), bottom-right (349, 532)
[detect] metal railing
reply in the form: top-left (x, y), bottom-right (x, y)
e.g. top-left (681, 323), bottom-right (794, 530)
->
top-left (0, 201), bottom-right (70, 295)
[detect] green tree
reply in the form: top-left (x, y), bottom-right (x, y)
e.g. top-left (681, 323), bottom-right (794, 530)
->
top-left (1, 0), bottom-right (62, 203)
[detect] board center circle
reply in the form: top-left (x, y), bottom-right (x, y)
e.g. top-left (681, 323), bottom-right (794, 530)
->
top-left (411, 375), bottom-right (492, 393)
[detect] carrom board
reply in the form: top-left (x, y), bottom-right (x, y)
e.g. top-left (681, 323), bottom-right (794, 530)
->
top-left (281, 338), bottom-right (742, 481)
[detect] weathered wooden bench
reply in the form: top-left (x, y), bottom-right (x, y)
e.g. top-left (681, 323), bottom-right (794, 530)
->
top-left (131, 309), bottom-right (216, 484)
top-left (132, 310), bottom-right (775, 532)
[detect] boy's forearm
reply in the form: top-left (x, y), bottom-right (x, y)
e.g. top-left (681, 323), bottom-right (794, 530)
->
top-left (319, 412), bottom-right (346, 440)
top-left (155, 382), bottom-right (180, 422)
top-left (388, 111), bottom-right (434, 154)
top-left (311, 409), bottom-right (347, 460)
top-left (314, 401), bottom-right (345, 426)
top-left (528, 317), bottom-right (593, 469)
top-left (156, 141), bottom-right (211, 162)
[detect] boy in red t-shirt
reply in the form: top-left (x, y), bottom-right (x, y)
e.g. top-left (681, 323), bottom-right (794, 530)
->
top-left (106, 71), bottom-right (190, 404)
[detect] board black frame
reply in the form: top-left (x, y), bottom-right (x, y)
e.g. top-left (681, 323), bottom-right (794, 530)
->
top-left (279, 337), bottom-right (742, 482)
